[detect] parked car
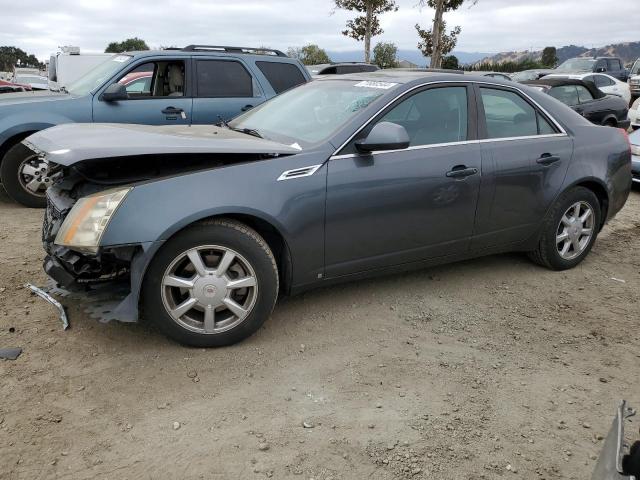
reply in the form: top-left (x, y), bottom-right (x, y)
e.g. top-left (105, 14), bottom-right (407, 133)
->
top-left (12, 74), bottom-right (48, 90)
top-left (48, 46), bottom-right (113, 92)
top-left (0, 45), bottom-right (311, 207)
top-left (628, 58), bottom-right (640, 100)
top-left (0, 79), bottom-right (30, 92)
top-left (630, 128), bottom-right (640, 184)
top-left (0, 85), bottom-right (25, 94)
top-left (307, 62), bottom-right (379, 77)
top-left (524, 78), bottom-right (630, 129)
top-left (628, 96), bottom-right (640, 129)
top-left (544, 72), bottom-right (631, 104)
top-left (511, 69), bottom-right (556, 82)
top-left (29, 71), bottom-right (631, 346)
top-left (555, 56), bottom-right (628, 81)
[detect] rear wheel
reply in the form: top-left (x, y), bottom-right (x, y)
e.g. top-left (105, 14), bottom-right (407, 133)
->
top-left (0, 143), bottom-right (49, 208)
top-left (528, 187), bottom-right (601, 270)
top-left (141, 219), bottom-right (279, 347)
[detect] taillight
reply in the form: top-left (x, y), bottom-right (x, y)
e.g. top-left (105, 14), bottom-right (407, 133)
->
top-left (619, 128), bottom-right (631, 150)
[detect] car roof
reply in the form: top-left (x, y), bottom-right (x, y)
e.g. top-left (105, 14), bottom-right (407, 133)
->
top-left (546, 72), bottom-right (618, 81)
top-left (523, 77), bottom-right (606, 98)
top-left (312, 69), bottom-right (512, 85)
top-left (120, 48), bottom-right (300, 63)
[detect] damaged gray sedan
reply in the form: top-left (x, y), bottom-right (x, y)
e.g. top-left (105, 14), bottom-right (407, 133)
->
top-left (32, 72), bottom-right (632, 346)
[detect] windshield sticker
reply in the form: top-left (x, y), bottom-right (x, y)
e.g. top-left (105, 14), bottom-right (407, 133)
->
top-left (354, 81), bottom-right (398, 89)
top-left (112, 55), bottom-right (130, 63)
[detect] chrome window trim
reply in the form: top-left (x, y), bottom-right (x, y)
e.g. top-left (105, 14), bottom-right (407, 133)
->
top-left (330, 133), bottom-right (568, 160)
top-left (330, 79), bottom-right (568, 159)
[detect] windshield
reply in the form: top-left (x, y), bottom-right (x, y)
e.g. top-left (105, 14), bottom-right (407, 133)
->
top-left (229, 80), bottom-right (394, 146)
top-left (66, 55), bottom-right (132, 96)
top-left (511, 71), bottom-right (538, 82)
top-left (631, 59), bottom-right (640, 76)
top-left (15, 75), bottom-right (46, 84)
top-left (557, 58), bottom-right (596, 72)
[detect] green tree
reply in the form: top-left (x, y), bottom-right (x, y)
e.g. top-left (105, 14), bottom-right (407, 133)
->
top-left (0, 46), bottom-right (44, 71)
top-left (288, 44), bottom-right (331, 65)
top-left (372, 42), bottom-right (398, 68)
top-left (415, 0), bottom-right (477, 68)
top-left (105, 37), bottom-right (149, 53)
top-left (541, 46), bottom-right (558, 68)
top-left (334, 0), bottom-right (398, 63)
top-left (441, 54), bottom-right (459, 70)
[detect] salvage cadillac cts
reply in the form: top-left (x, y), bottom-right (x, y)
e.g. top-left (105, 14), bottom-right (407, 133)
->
top-left (29, 71), bottom-right (631, 346)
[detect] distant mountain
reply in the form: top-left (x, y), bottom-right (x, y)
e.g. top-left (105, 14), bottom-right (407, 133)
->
top-left (326, 49), bottom-right (491, 67)
top-left (476, 41), bottom-right (640, 66)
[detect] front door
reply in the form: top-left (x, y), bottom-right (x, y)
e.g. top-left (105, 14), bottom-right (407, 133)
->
top-left (324, 84), bottom-right (482, 278)
top-left (93, 59), bottom-right (192, 125)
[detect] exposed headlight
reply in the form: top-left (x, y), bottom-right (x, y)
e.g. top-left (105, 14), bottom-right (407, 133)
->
top-left (55, 187), bottom-right (131, 253)
top-left (631, 144), bottom-right (640, 156)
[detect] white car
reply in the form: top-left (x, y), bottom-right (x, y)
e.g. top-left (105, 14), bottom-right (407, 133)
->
top-left (629, 97), bottom-right (640, 129)
top-left (545, 73), bottom-right (631, 104)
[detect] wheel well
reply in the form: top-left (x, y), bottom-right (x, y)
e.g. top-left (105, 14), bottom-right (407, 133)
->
top-left (575, 180), bottom-right (609, 228)
top-left (0, 131), bottom-right (38, 167)
top-left (602, 116), bottom-right (617, 127)
top-left (193, 214), bottom-right (293, 296)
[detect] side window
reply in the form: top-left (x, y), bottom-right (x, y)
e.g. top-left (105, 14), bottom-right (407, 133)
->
top-left (576, 85), bottom-right (594, 103)
top-left (196, 60), bottom-right (253, 98)
top-left (607, 59), bottom-right (621, 70)
top-left (378, 86), bottom-right (468, 147)
top-left (548, 85), bottom-right (579, 106)
top-left (116, 61), bottom-right (184, 98)
top-left (595, 60), bottom-right (607, 71)
top-left (255, 61), bottom-right (306, 94)
top-left (537, 112), bottom-right (556, 134)
top-left (480, 88), bottom-right (537, 138)
top-left (595, 75), bottom-right (614, 87)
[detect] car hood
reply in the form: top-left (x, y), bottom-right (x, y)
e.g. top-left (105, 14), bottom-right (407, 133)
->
top-left (0, 89), bottom-right (72, 106)
top-left (24, 123), bottom-right (302, 166)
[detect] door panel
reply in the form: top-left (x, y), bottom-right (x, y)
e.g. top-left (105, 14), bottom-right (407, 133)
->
top-left (325, 143), bottom-right (482, 277)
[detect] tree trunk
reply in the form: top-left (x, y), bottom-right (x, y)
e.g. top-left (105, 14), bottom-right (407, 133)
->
top-left (364, 3), bottom-right (373, 63)
top-left (431, 0), bottom-right (444, 68)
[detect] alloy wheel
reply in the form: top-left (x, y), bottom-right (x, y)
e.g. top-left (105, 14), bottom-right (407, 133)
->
top-left (18, 154), bottom-right (50, 198)
top-left (555, 201), bottom-right (594, 260)
top-left (161, 245), bottom-right (258, 335)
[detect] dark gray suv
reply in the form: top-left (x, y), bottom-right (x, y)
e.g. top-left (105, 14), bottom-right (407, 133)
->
top-left (30, 71), bottom-right (632, 346)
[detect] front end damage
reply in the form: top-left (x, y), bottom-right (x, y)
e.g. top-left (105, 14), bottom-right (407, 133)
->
top-left (30, 122), bottom-right (301, 323)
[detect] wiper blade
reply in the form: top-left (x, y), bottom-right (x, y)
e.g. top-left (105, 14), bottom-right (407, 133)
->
top-left (231, 127), bottom-right (262, 139)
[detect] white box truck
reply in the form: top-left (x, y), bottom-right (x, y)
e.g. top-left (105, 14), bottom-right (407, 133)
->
top-left (48, 46), bottom-right (112, 91)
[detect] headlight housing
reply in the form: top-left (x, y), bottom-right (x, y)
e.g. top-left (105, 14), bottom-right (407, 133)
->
top-left (55, 187), bottom-right (131, 253)
top-left (631, 144), bottom-right (640, 156)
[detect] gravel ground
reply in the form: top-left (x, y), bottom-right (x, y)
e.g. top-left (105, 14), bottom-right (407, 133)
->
top-left (0, 186), bottom-right (639, 480)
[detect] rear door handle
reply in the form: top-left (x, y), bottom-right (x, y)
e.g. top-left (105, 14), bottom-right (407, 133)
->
top-left (241, 104), bottom-right (254, 112)
top-left (162, 106), bottom-right (183, 115)
top-left (445, 166), bottom-right (478, 179)
top-left (536, 154), bottom-right (561, 166)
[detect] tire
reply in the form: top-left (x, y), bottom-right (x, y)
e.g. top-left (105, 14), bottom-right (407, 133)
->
top-left (528, 186), bottom-right (601, 270)
top-left (141, 219), bottom-right (279, 347)
top-left (603, 118), bottom-right (617, 128)
top-left (0, 142), bottom-right (48, 208)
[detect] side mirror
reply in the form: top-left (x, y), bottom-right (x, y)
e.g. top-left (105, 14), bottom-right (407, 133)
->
top-left (596, 67), bottom-right (606, 73)
top-left (355, 122), bottom-right (410, 153)
top-left (101, 83), bottom-right (129, 102)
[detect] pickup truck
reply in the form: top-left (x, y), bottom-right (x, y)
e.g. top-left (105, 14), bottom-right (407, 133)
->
top-left (628, 58), bottom-right (640, 101)
top-left (555, 56), bottom-right (629, 82)
top-left (0, 45), bottom-right (310, 207)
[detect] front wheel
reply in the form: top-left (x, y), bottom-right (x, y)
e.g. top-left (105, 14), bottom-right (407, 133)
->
top-left (0, 142), bottom-right (49, 208)
top-left (528, 187), bottom-right (601, 270)
top-left (141, 219), bottom-right (279, 347)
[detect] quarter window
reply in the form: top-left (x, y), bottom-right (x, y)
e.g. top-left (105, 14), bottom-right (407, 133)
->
top-left (548, 85), bottom-right (580, 106)
top-left (196, 60), bottom-right (253, 98)
top-left (256, 61), bottom-right (306, 94)
top-left (378, 87), bottom-right (468, 146)
top-left (593, 75), bottom-right (614, 87)
top-left (576, 85), bottom-right (594, 103)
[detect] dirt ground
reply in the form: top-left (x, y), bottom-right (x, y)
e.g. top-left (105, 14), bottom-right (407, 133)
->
top-left (0, 185), bottom-right (638, 480)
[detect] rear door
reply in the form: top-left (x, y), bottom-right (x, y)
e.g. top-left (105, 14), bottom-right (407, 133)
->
top-left (471, 85), bottom-right (573, 250)
top-left (325, 84), bottom-right (482, 277)
top-left (92, 58), bottom-right (192, 125)
top-left (190, 57), bottom-right (265, 124)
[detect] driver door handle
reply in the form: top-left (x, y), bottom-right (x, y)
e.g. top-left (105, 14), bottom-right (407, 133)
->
top-left (162, 106), bottom-right (183, 114)
top-left (446, 165), bottom-right (478, 179)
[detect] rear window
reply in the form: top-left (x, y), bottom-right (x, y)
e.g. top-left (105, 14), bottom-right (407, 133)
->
top-left (256, 61), bottom-right (306, 94)
top-left (196, 60), bottom-right (253, 98)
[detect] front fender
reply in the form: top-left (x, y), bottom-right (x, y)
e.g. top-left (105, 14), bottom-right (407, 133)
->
top-left (100, 152), bottom-right (329, 288)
